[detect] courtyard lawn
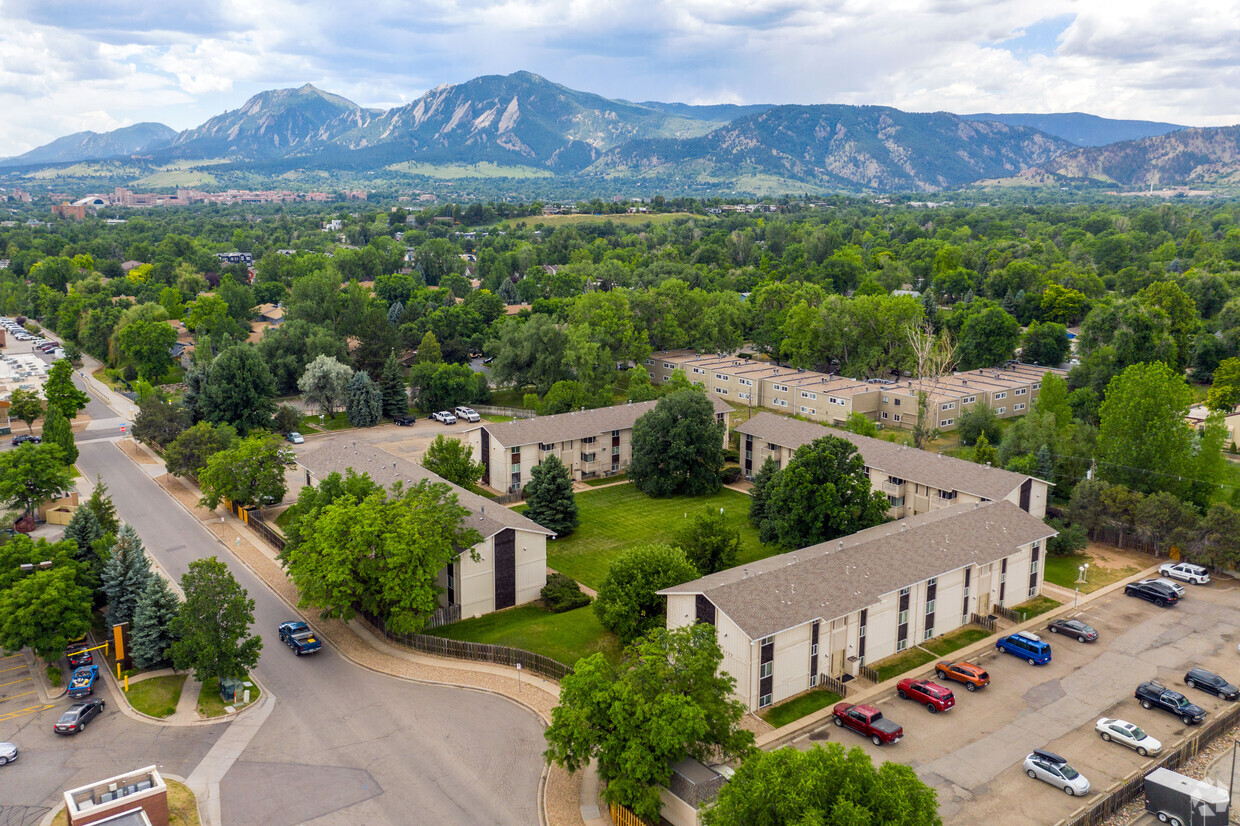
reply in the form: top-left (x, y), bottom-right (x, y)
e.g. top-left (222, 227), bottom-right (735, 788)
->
top-left (125, 673), bottom-right (186, 719)
top-left (539, 484), bottom-right (775, 590)
top-left (760, 690), bottom-right (842, 728)
top-left (1012, 595), bottom-right (1062, 619)
top-left (1044, 553), bottom-right (1141, 594)
top-left (300, 412), bottom-right (352, 432)
top-left (425, 603), bottom-right (621, 667)
top-left (922, 626), bottom-right (991, 657)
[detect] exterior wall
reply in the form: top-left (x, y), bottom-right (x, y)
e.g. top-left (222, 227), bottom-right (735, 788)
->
top-left (658, 787), bottom-right (700, 826)
top-left (446, 529), bottom-right (549, 619)
top-left (515, 531), bottom-right (549, 606)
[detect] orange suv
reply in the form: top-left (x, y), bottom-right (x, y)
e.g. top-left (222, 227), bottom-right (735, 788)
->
top-left (934, 660), bottom-right (990, 691)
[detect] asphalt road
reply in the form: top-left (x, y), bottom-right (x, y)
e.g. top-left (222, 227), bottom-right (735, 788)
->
top-left (74, 439), bottom-right (546, 825)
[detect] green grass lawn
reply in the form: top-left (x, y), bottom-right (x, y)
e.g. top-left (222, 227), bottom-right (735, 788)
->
top-left (482, 414), bottom-right (515, 423)
top-left (425, 603), bottom-right (621, 667)
top-left (922, 626), bottom-right (991, 657)
top-left (300, 412), bottom-right (352, 432)
top-left (125, 673), bottom-right (187, 718)
top-left (537, 484), bottom-right (775, 589)
top-left (582, 473), bottom-right (627, 487)
top-left (275, 507), bottom-right (296, 530)
top-left (1044, 554), bottom-right (1141, 594)
top-left (871, 625), bottom-right (995, 682)
top-left (1012, 595), bottom-right (1062, 620)
top-left (760, 690), bottom-right (842, 728)
top-left (198, 675), bottom-right (261, 718)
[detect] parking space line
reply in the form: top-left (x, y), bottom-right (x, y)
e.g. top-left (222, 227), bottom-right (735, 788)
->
top-left (0, 690), bottom-right (36, 704)
top-left (0, 664), bottom-right (27, 673)
top-left (0, 676), bottom-right (32, 688)
top-left (0, 702), bottom-right (54, 722)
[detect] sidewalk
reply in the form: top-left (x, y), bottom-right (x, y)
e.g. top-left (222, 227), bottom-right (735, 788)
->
top-left (168, 678), bottom-right (204, 723)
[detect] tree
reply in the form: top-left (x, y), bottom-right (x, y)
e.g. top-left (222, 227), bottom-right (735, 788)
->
top-left (841, 411), bottom-right (880, 438)
top-left (41, 402), bottom-right (76, 466)
top-left (379, 350), bottom-right (409, 419)
top-left (593, 543), bottom-right (698, 644)
top-left (198, 433), bottom-right (289, 510)
top-left (169, 557), bottom-right (263, 683)
top-left (701, 742), bottom-right (941, 826)
top-left (906, 322), bottom-right (957, 449)
top-left (629, 390), bottom-right (725, 498)
top-left (625, 365), bottom-right (658, 402)
top-left (748, 456), bottom-right (780, 544)
top-left (344, 370), bottom-right (383, 428)
top-left (538, 379), bottom-right (590, 415)
top-left (761, 436), bottom-right (890, 550)
top-left (132, 396), bottom-right (190, 448)
top-left (1045, 517), bottom-right (1088, 557)
top-left (420, 434), bottom-right (486, 488)
top-left (64, 506), bottom-right (103, 566)
top-left (956, 403), bottom-right (1000, 447)
top-left (1207, 357), bottom-right (1240, 413)
top-left (281, 479), bottom-right (482, 634)
top-left (485, 314), bottom-right (571, 394)
top-left (545, 625), bottom-right (755, 821)
top-left (523, 455), bottom-right (578, 536)
top-left (674, 509), bottom-right (740, 575)
top-left (956, 306), bottom-right (1021, 370)
top-left (116, 318), bottom-right (177, 381)
top-left (0, 564), bottom-right (92, 662)
top-left (973, 432), bottom-right (999, 467)
top-left (0, 443), bottom-right (72, 519)
top-left (1021, 321), bottom-right (1071, 367)
top-left (7, 388), bottom-right (43, 434)
top-left (130, 575), bottom-right (181, 671)
top-left (273, 404), bottom-right (302, 435)
top-left (415, 330), bottom-right (443, 364)
top-left (164, 421), bottom-right (239, 478)
top-left (86, 475), bottom-right (119, 536)
top-left (298, 354), bottom-right (353, 418)
top-left (44, 359), bottom-right (89, 419)
top-left (201, 344), bottom-right (276, 434)
top-left (100, 525), bottom-right (153, 627)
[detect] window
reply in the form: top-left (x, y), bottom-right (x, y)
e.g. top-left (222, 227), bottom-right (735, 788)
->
top-left (774, 398), bottom-right (788, 407)
top-left (893, 398), bottom-right (901, 406)
top-left (511, 447), bottom-right (521, 458)
top-left (760, 661), bottom-right (773, 679)
top-left (939, 490), bottom-right (957, 500)
top-left (859, 624), bottom-right (866, 638)
top-left (893, 414), bottom-right (901, 422)
top-left (1029, 586), bottom-right (1037, 597)
top-left (927, 577), bottom-right (937, 586)
top-left (580, 452), bottom-right (596, 462)
top-left (645, 358), bottom-right (654, 366)
top-left (773, 383), bottom-right (788, 392)
top-left (1014, 403), bottom-right (1025, 411)
top-left (612, 445), bottom-right (620, 455)
top-left (962, 395), bottom-right (976, 404)
top-left (760, 635), bottom-right (774, 646)
top-left (925, 599), bottom-right (936, 614)
top-left (810, 643), bottom-right (819, 657)
top-left (581, 436), bottom-right (596, 444)
top-left (800, 391), bottom-right (818, 400)
top-left (1016, 388), bottom-right (1027, 396)
top-left (994, 391), bottom-right (1006, 400)
top-left (940, 402), bottom-right (955, 411)
top-left (940, 418), bottom-right (954, 427)
top-left (888, 476), bottom-right (904, 485)
top-left (963, 585), bottom-right (970, 597)
top-left (829, 396), bottom-right (845, 406)
top-left (896, 639), bottom-right (907, 652)
top-left (738, 392), bottom-right (750, 400)
top-left (996, 407), bottom-right (1005, 414)
top-left (739, 378), bottom-right (753, 386)
top-left (888, 495), bottom-right (904, 507)
top-left (612, 429), bottom-right (620, 437)
top-left (809, 673), bottom-right (819, 687)
top-left (663, 362), bottom-right (673, 369)
top-left (924, 628), bottom-right (934, 640)
top-left (715, 373), bottom-right (727, 380)
top-left (759, 693), bottom-right (772, 708)
top-left (715, 387), bottom-right (728, 395)
top-left (692, 367), bottom-right (705, 374)
top-left (800, 406), bottom-right (816, 415)
top-left (538, 442), bottom-right (554, 451)
top-left (898, 610), bottom-right (909, 625)
top-left (881, 411), bottom-right (889, 419)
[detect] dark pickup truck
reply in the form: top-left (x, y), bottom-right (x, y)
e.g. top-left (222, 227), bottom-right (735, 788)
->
top-left (278, 621), bottom-right (322, 656)
top-left (1135, 681), bottom-right (1206, 725)
top-left (831, 702), bottom-right (904, 745)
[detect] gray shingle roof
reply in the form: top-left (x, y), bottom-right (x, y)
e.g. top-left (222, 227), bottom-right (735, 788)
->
top-left (735, 412), bottom-right (1043, 501)
top-left (659, 500), bottom-right (1055, 640)
top-left (296, 443), bottom-right (553, 540)
top-left (471, 396), bottom-right (733, 448)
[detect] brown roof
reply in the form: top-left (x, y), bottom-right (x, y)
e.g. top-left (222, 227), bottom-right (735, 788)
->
top-left (296, 442), bottom-right (553, 541)
top-left (735, 412), bottom-right (1043, 501)
top-left (660, 500), bottom-right (1055, 639)
top-left (472, 396), bottom-right (732, 448)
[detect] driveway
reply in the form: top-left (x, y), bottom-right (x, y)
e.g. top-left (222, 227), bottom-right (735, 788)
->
top-left (791, 579), bottom-right (1240, 825)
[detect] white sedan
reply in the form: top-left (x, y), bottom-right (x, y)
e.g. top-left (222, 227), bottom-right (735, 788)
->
top-left (1096, 717), bottom-right (1162, 757)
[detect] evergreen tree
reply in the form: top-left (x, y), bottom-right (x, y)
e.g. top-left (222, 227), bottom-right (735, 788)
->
top-left (973, 432), bottom-right (999, 467)
top-left (100, 525), bottom-right (153, 627)
top-left (41, 402), bottom-right (77, 466)
top-left (86, 475), bottom-right (120, 536)
top-left (386, 300), bottom-right (404, 325)
top-left (130, 576), bottom-right (181, 670)
top-left (344, 370), bottom-right (383, 427)
top-left (524, 455), bottom-right (578, 536)
top-left (379, 350), bottom-right (409, 419)
top-left (64, 506), bottom-right (103, 566)
top-left (181, 362), bottom-right (209, 423)
top-left (498, 278), bottom-right (519, 304)
top-left (748, 456), bottom-right (780, 545)
top-left (1036, 444), bottom-right (1055, 482)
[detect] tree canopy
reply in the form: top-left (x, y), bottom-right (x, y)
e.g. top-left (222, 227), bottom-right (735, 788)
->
top-left (629, 389), bottom-right (725, 497)
top-left (593, 543), bottom-right (698, 644)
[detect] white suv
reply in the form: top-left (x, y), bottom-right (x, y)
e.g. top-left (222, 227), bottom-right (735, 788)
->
top-left (454, 406), bottom-right (480, 423)
top-left (1158, 562), bottom-right (1210, 585)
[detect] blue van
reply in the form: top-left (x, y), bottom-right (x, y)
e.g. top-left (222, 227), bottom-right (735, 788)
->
top-left (996, 631), bottom-right (1052, 665)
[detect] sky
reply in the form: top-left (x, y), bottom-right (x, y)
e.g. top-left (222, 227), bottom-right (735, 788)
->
top-left (3, 0), bottom-right (1240, 157)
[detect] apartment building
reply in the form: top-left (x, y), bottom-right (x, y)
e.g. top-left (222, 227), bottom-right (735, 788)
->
top-left (735, 412), bottom-right (1049, 519)
top-left (645, 351), bottom-right (1063, 432)
top-left (297, 444), bottom-right (554, 621)
top-left (660, 500), bottom-right (1055, 711)
top-left (466, 398), bottom-right (732, 493)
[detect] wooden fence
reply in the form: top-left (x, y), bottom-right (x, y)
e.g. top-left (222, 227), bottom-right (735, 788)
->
top-left (857, 664), bottom-right (880, 684)
top-left (991, 604), bottom-right (1022, 624)
top-left (971, 613), bottom-right (997, 632)
top-left (357, 609), bottom-right (574, 681)
top-left (1060, 699), bottom-right (1240, 826)
top-left (819, 674), bottom-right (848, 698)
top-left (609, 803), bottom-right (656, 826)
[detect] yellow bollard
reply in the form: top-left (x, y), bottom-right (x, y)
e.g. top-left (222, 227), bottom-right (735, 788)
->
top-left (116, 662), bottom-right (121, 679)
top-left (124, 674), bottom-right (129, 692)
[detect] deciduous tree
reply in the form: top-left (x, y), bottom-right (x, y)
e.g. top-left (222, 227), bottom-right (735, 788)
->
top-left (41, 402), bottom-right (76, 466)
top-left (0, 563), bottom-right (92, 661)
top-left (0, 443), bottom-right (72, 519)
top-left (164, 421), bottom-right (239, 479)
top-left (629, 389), bottom-right (725, 498)
top-left (1207, 357), bottom-right (1240, 413)
top-left (170, 557), bottom-right (262, 683)
top-left (593, 543), bottom-right (698, 643)
top-left (197, 433), bottom-right (288, 509)
top-left (7, 388), bottom-right (43, 434)
top-left (420, 434), bottom-right (485, 489)
top-left (201, 344), bottom-right (276, 434)
top-left (298, 354), bottom-right (353, 418)
top-left (674, 508), bottom-right (740, 575)
top-left (1021, 321), bottom-right (1071, 367)
top-left (523, 455), bottom-right (578, 536)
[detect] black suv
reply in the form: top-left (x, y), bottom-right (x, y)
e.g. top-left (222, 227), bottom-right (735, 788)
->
top-left (1125, 579), bottom-right (1179, 607)
top-left (1185, 668), bottom-right (1239, 700)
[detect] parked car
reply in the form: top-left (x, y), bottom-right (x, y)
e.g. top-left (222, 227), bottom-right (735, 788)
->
top-left (54, 698), bottom-right (105, 735)
top-left (1184, 668), bottom-right (1239, 700)
top-left (1096, 717), bottom-right (1162, 756)
top-left (432, 411), bottom-right (457, 424)
top-left (896, 678), bottom-right (955, 713)
top-left (831, 703), bottom-right (903, 745)
top-left (1135, 680), bottom-right (1206, 725)
top-left (995, 631), bottom-right (1052, 665)
top-left (1047, 618), bottom-right (1098, 642)
top-left (64, 643), bottom-right (93, 668)
top-left (286, 432), bottom-right (304, 445)
top-left (394, 415), bottom-right (416, 426)
top-left (1150, 577), bottom-right (1187, 597)
top-left (934, 660), bottom-right (990, 691)
top-left (1125, 579), bottom-right (1179, 607)
top-left (11, 434), bottom-right (41, 446)
top-left (1159, 562), bottom-right (1210, 585)
top-left (454, 406), bottom-right (481, 423)
top-left (0, 742), bottom-right (16, 765)
top-left (1024, 749), bottom-right (1091, 796)
top-left (278, 620), bottom-right (322, 656)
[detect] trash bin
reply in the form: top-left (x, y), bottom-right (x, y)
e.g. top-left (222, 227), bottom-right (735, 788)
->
top-left (219, 678), bottom-right (244, 702)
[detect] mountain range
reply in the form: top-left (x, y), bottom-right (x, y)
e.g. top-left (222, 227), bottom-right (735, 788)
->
top-left (2, 71), bottom-right (1235, 193)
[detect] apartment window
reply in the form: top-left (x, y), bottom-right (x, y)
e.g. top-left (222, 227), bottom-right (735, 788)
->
top-left (940, 402), bottom-right (955, 411)
top-left (924, 627), bottom-right (935, 641)
top-left (925, 599), bottom-right (936, 614)
top-left (738, 392), bottom-right (750, 400)
top-left (801, 391), bottom-right (816, 400)
top-left (800, 406), bottom-right (816, 415)
top-left (538, 442), bottom-right (554, 451)
top-left (760, 661), bottom-right (773, 679)
top-left (645, 358), bottom-right (654, 366)
top-left (888, 495), bottom-right (904, 507)
top-left (810, 643), bottom-right (819, 657)
top-left (893, 414), bottom-right (901, 423)
top-left (1014, 403), bottom-right (1025, 411)
top-left (829, 396), bottom-right (845, 406)
top-left (773, 383), bottom-right (788, 392)
top-left (775, 398), bottom-right (788, 407)
top-left (759, 693), bottom-right (772, 709)
top-left (1016, 388), bottom-right (1027, 396)
top-left (693, 367), bottom-right (705, 374)
top-left (996, 407), bottom-right (1006, 414)
top-left (809, 674), bottom-right (819, 687)
top-left (896, 639), bottom-right (908, 652)
top-left (898, 610), bottom-right (909, 625)
top-left (612, 429), bottom-right (620, 437)
top-left (581, 436), bottom-right (596, 444)
top-left (882, 396), bottom-right (890, 403)
top-left (1029, 586), bottom-right (1038, 597)
top-left (994, 392), bottom-right (1007, 400)
top-left (881, 411), bottom-right (889, 419)
top-left (580, 452), bottom-right (596, 463)
top-left (963, 395), bottom-right (976, 404)
top-left (940, 418), bottom-right (954, 427)
top-left (739, 378), bottom-right (753, 386)
top-left (715, 387), bottom-right (728, 395)
top-left (611, 445), bottom-right (620, 455)
top-left (760, 635), bottom-right (774, 646)
top-left (939, 490), bottom-right (957, 500)
top-left (715, 373), bottom-right (726, 380)
top-left (663, 362), bottom-right (673, 369)
top-left (893, 398), bottom-right (901, 406)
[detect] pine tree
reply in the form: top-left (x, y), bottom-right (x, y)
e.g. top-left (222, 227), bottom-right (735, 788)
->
top-left (42, 402), bottom-right (77, 466)
top-left (379, 350), bottom-right (409, 419)
top-left (64, 506), bottom-right (103, 565)
top-left (344, 370), bottom-right (382, 427)
top-left (1036, 443), bottom-right (1055, 483)
top-left (748, 456), bottom-right (780, 545)
top-left (523, 455), bottom-right (579, 536)
top-left (86, 475), bottom-right (119, 535)
top-left (130, 576), bottom-right (181, 670)
top-left (498, 278), bottom-right (519, 304)
top-left (386, 300), bottom-right (404, 325)
top-left (101, 525), bottom-right (153, 627)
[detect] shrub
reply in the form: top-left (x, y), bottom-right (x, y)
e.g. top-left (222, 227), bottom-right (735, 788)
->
top-left (541, 573), bottom-right (591, 613)
top-left (47, 664), bottom-right (62, 687)
top-left (721, 466), bottom-right (742, 484)
top-left (723, 448), bottom-right (740, 463)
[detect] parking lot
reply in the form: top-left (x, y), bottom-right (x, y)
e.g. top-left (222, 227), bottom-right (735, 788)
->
top-left (0, 652), bottom-right (53, 726)
top-left (791, 576), bottom-right (1240, 825)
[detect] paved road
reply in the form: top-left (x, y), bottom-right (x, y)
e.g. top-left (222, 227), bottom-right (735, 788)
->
top-left (75, 440), bottom-right (546, 825)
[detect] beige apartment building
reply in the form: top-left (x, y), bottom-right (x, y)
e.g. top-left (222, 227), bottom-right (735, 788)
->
top-left (660, 500), bottom-right (1055, 711)
top-left (297, 444), bottom-right (553, 621)
top-left (735, 412), bottom-right (1049, 520)
top-left (466, 398), bottom-right (732, 494)
top-left (645, 350), bottom-right (1063, 432)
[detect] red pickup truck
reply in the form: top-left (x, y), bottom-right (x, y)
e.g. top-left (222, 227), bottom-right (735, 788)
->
top-left (896, 678), bottom-right (956, 713)
top-left (831, 702), bottom-right (904, 745)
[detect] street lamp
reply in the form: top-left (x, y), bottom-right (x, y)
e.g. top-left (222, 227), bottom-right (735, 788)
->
top-left (1077, 563), bottom-right (1089, 585)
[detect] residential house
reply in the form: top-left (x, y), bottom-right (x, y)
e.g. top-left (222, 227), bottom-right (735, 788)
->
top-left (297, 444), bottom-right (554, 621)
top-left (660, 500), bottom-right (1055, 711)
top-left (735, 412), bottom-right (1049, 519)
top-left (1187, 404), bottom-right (1240, 449)
top-left (255, 304), bottom-right (285, 325)
top-left (466, 398), bottom-right (732, 493)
